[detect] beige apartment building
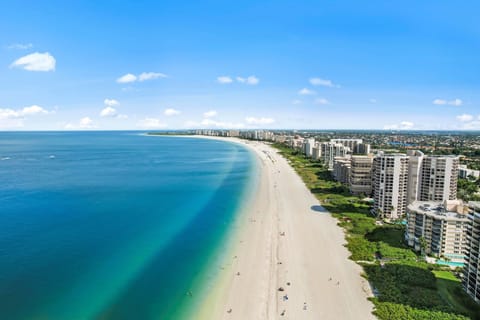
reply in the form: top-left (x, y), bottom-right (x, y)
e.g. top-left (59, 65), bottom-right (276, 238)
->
top-left (405, 200), bottom-right (469, 263)
top-left (418, 155), bottom-right (459, 202)
top-left (320, 142), bottom-right (350, 170)
top-left (349, 155), bottom-right (374, 196)
top-left (372, 152), bottom-right (409, 219)
top-left (333, 156), bottom-right (351, 184)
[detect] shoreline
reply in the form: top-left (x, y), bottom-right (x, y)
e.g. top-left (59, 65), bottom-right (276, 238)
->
top-left (189, 136), bottom-right (375, 319)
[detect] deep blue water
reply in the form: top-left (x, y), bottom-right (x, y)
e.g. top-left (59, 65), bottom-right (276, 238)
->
top-left (0, 132), bottom-right (255, 320)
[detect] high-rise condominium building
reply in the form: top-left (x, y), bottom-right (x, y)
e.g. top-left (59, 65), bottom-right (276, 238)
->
top-left (330, 138), bottom-right (370, 155)
top-left (321, 142), bottom-right (350, 170)
top-left (405, 200), bottom-right (469, 264)
top-left (372, 152), bottom-right (409, 219)
top-left (463, 202), bottom-right (480, 303)
top-left (333, 156), bottom-right (351, 184)
top-left (418, 156), bottom-right (459, 202)
top-left (407, 150), bottom-right (424, 204)
top-left (304, 138), bottom-right (316, 158)
top-left (350, 155), bottom-right (374, 196)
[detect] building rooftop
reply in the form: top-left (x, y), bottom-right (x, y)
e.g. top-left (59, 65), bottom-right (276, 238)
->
top-left (408, 201), bottom-right (469, 221)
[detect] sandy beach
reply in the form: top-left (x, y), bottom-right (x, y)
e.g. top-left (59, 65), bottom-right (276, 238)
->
top-left (197, 137), bottom-right (375, 320)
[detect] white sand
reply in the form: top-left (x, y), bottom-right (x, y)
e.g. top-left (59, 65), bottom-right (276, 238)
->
top-left (197, 137), bottom-right (375, 320)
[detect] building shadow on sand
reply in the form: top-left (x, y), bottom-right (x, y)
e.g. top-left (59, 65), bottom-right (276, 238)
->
top-left (310, 205), bottom-right (329, 213)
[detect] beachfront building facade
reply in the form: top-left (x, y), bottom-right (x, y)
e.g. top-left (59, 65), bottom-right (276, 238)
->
top-left (418, 155), bottom-right (459, 202)
top-left (333, 156), bottom-right (351, 184)
top-left (350, 155), bottom-right (374, 196)
top-left (372, 152), bottom-right (409, 219)
top-left (406, 150), bottom-right (424, 204)
top-left (320, 142), bottom-right (350, 170)
top-left (463, 202), bottom-right (480, 303)
top-left (405, 201), bottom-right (469, 263)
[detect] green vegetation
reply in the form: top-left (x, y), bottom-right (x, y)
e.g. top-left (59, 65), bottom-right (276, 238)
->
top-left (271, 142), bottom-right (480, 320)
top-left (457, 177), bottom-right (480, 201)
top-left (434, 271), bottom-right (480, 318)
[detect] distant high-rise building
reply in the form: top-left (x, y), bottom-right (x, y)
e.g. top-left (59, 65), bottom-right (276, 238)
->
top-left (372, 152), bottom-right (409, 219)
top-left (350, 155), bottom-right (374, 196)
top-left (312, 146), bottom-right (321, 160)
top-left (463, 202), bottom-right (480, 303)
top-left (320, 142), bottom-right (350, 170)
top-left (333, 156), bottom-right (351, 184)
top-left (356, 143), bottom-right (371, 155)
top-left (304, 138), bottom-right (315, 158)
top-left (459, 165), bottom-right (480, 179)
top-left (331, 138), bottom-right (370, 155)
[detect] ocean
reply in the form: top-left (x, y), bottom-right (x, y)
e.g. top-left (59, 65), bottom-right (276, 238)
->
top-left (0, 132), bottom-right (256, 320)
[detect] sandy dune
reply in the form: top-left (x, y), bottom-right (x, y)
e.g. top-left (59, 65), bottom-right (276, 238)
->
top-left (198, 138), bottom-right (375, 320)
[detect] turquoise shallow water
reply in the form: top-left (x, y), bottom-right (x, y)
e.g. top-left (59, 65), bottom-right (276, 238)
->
top-left (0, 132), bottom-right (255, 320)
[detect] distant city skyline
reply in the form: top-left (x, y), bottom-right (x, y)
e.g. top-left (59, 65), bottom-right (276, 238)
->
top-left (0, 1), bottom-right (479, 131)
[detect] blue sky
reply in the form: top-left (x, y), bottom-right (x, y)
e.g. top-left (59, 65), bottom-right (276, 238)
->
top-left (1, 0), bottom-right (479, 130)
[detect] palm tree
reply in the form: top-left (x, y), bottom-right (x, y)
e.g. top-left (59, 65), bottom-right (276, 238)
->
top-left (419, 236), bottom-right (427, 258)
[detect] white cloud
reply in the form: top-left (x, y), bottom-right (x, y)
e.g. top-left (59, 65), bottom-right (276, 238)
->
top-left (117, 72), bottom-right (167, 83)
top-left (203, 110), bottom-right (217, 118)
top-left (456, 114), bottom-right (473, 122)
top-left (245, 117), bottom-right (275, 125)
top-left (185, 119), bottom-right (245, 129)
top-left (384, 121), bottom-right (414, 130)
top-left (138, 72), bottom-right (167, 81)
top-left (0, 118), bottom-right (24, 128)
top-left (117, 73), bottom-right (137, 83)
top-left (80, 117), bottom-right (94, 128)
top-left (400, 121), bottom-right (414, 129)
top-left (217, 76), bottom-right (233, 84)
top-left (298, 88), bottom-right (316, 95)
top-left (309, 77), bottom-right (339, 88)
top-left (65, 117), bottom-right (95, 129)
top-left (21, 105), bottom-right (49, 116)
top-left (137, 118), bottom-right (167, 129)
top-left (433, 99), bottom-right (446, 105)
top-left (117, 114), bottom-right (128, 119)
top-left (314, 98), bottom-right (329, 105)
top-left (0, 105), bottom-right (49, 119)
top-left (104, 99), bottom-right (119, 107)
top-left (0, 108), bottom-right (21, 120)
top-left (10, 52), bottom-right (56, 71)
top-left (237, 76), bottom-right (259, 85)
top-left (461, 120), bottom-right (480, 130)
top-left (450, 99), bottom-right (463, 106)
top-left (433, 98), bottom-right (463, 106)
top-left (246, 76), bottom-right (259, 85)
top-left (164, 108), bottom-right (181, 116)
top-left (7, 43), bottom-right (33, 50)
top-left (100, 107), bottom-right (117, 117)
